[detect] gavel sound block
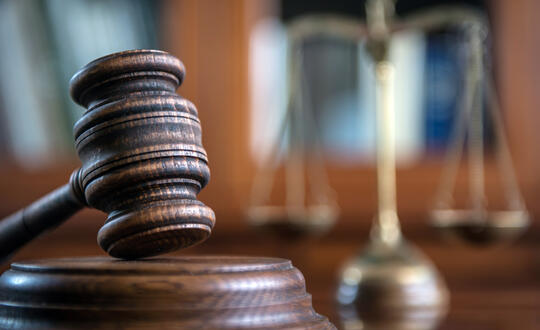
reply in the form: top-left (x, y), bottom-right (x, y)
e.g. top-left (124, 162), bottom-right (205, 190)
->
top-left (0, 50), bottom-right (335, 329)
top-left (0, 256), bottom-right (334, 329)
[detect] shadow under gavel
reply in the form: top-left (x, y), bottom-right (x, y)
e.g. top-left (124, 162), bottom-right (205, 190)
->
top-left (0, 50), bottom-right (215, 261)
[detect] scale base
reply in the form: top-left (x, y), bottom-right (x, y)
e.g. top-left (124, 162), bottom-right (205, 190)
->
top-left (337, 240), bottom-right (449, 330)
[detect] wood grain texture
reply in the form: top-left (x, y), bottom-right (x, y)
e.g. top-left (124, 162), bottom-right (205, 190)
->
top-left (0, 50), bottom-right (216, 260)
top-left (70, 50), bottom-right (216, 259)
top-left (0, 256), bottom-right (335, 329)
top-left (0, 169), bottom-right (85, 261)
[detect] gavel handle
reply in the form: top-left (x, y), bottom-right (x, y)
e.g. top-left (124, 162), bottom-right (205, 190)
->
top-left (0, 169), bottom-right (86, 262)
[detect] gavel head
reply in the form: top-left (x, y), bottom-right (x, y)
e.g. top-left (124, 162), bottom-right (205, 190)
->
top-left (69, 50), bottom-right (215, 259)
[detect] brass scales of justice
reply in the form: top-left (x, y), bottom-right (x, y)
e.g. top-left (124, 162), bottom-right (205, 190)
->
top-left (335, 0), bottom-right (528, 329)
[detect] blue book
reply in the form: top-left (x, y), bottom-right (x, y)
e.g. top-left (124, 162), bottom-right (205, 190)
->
top-left (423, 31), bottom-right (464, 153)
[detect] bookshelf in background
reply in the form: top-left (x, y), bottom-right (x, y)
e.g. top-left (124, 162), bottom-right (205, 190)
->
top-left (249, 17), bottom-right (495, 167)
top-left (0, 0), bottom-right (159, 168)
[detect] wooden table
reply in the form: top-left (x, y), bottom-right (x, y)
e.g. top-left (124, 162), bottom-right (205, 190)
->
top-left (2, 210), bottom-right (539, 329)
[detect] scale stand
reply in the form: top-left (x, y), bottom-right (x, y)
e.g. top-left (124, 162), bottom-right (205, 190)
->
top-left (337, 1), bottom-right (448, 329)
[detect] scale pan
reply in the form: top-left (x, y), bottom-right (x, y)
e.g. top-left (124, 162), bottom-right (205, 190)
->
top-left (247, 205), bottom-right (338, 239)
top-left (430, 209), bottom-right (529, 246)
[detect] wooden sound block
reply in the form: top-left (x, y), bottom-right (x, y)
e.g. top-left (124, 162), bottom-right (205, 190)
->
top-left (0, 256), bottom-right (335, 329)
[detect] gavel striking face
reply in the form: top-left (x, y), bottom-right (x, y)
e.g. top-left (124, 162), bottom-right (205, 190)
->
top-left (0, 50), bottom-right (215, 260)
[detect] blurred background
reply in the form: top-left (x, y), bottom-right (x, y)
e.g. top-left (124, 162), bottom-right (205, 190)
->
top-left (0, 0), bottom-right (539, 328)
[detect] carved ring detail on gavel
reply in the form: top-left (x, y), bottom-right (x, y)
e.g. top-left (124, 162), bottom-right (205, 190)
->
top-left (0, 50), bottom-right (216, 260)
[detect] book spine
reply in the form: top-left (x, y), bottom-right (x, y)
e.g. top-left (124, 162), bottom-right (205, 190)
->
top-left (423, 32), bottom-right (463, 153)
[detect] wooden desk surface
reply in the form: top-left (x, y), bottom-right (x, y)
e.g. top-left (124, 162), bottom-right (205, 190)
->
top-left (1, 210), bottom-right (539, 330)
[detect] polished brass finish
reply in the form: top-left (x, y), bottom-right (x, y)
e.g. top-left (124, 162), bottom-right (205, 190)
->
top-left (337, 242), bottom-right (448, 330)
top-left (431, 209), bottom-right (528, 246)
top-left (337, 1), bottom-right (448, 328)
top-left (429, 23), bottom-right (529, 245)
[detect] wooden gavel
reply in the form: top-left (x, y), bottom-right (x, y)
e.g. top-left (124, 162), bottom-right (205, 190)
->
top-left (0, 50), bottom-right (215, 260)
